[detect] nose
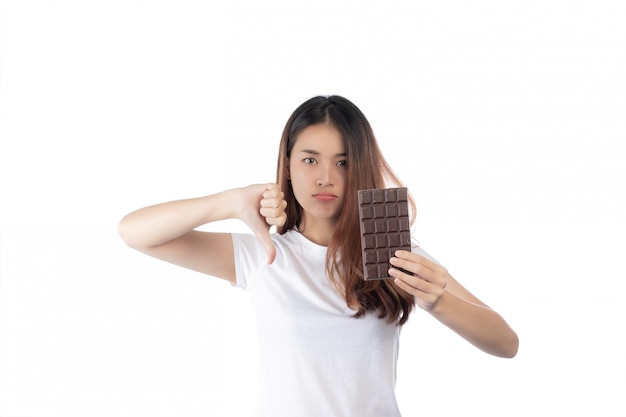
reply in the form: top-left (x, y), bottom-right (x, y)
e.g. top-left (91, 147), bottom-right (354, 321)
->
top-left (316, 162), bottom-right (334, 187)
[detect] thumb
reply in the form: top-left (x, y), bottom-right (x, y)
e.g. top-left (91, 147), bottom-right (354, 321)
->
top-left (252, 223), bottom-right (277, 265)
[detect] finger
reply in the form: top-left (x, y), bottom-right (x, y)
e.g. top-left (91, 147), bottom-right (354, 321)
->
top-left (389, 255), bottom-right (433, 281)
top-left (253, 226), bottom-right (277, 265)
top-left (389, 255), bottom-right (448, 308)
top-left (392, 276), bottom-right (441, 311)
top-left (265, 211), bottom-right (287, 227)
top-left (389, 267), bottom-right (431, 292)
top-left (392, 275), bottom-right (424, 296)
top-left (390, 267), bottom-right (445, 303)
top-left (263, 239), bottom-right (277, 265)
top-left (260, 200), bottom-right (287, 217)
top-left (391, 252), bottom-right (447, 286)
top-left (260, 195), bottom-right (286, 209)
top-left (263, 183), bottom-right (281, 198)
top-left (394, 250), bottom-right (438, 273)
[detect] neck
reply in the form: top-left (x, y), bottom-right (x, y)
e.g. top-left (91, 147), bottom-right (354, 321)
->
top-left (298, 217), bottom-right (336, 247)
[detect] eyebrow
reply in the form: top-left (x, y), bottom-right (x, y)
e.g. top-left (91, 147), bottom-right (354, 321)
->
top-left (299, 149), bottom-right (347, 157)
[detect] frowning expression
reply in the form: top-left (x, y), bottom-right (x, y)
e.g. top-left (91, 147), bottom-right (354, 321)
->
top-left (288, 123), bottom-right (348, 226)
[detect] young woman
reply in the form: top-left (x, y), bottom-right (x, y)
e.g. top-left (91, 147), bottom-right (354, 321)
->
top-left (118, 95), bottom-right (518, 417)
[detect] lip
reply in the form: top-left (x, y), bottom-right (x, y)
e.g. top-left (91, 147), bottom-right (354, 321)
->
top-left (313, 193), bottom-right (338, 202)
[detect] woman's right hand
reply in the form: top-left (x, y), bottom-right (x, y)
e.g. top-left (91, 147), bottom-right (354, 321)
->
top-left (237, 183), bottom-right (287, 264)
top-left (118, 183), bottom-right (287, 281)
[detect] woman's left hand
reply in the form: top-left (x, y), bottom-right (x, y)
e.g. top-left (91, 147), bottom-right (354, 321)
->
top-left (389, 250), bottom-right (449, 311)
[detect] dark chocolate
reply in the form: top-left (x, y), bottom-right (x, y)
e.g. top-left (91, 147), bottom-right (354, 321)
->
top-left (358, 187), bottom-right (412, 280)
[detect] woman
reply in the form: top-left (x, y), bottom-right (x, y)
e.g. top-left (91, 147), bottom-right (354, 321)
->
top-left (118, 95), bottom-right (518, 417)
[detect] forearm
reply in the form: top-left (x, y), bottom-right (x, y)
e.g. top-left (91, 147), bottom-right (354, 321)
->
top-left (429, 291), bottom-right (519, 358)
top-left (118, 189), bottom-right (240, 249)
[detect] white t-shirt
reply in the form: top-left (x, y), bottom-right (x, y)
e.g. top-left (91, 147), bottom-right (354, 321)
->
top-left (232, 229), bottom-right (434, 417)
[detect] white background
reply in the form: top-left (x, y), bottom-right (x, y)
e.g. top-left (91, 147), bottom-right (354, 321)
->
top-left (1, 1), bottom-right (625, 416)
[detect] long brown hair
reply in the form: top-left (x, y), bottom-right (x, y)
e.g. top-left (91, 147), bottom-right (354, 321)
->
top-left (276, 95), bottom-right (416, 325)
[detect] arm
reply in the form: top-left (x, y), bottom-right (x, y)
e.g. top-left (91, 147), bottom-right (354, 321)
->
top-left (390, 251), bottom-right (519, 358)
top-left (427, 275), bottom-right (519, 358)
top-left (117, 184), bottom-right (287, 283)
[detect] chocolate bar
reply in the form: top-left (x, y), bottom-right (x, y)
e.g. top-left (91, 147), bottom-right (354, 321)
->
top-left (358, 187), bottom-right (412, 280)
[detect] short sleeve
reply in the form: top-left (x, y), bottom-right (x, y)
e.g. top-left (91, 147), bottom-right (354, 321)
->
top-left (231, 233), bottom-right (267, 290)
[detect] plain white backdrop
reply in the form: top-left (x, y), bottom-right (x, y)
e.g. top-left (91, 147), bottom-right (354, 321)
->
top-left (1, 1), bottom-right (625, 416)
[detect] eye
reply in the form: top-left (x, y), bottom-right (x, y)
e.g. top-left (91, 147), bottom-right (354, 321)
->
top-left (303, 157), bottom-right (317, 164)
top-left (337, 160), bottom-right (347, 168)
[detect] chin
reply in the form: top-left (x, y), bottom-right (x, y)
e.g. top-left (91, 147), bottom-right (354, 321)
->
top-left (303, 206), bottom-right (341, 223)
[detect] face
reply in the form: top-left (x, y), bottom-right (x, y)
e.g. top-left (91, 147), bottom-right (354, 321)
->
top-left (288, 123), bottom-right (348, 229)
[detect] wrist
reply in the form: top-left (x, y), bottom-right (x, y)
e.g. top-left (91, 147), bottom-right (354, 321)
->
top-left (426, 290), bottom-right (450, 317)
top-left (195, 188), bottom-right (241, 224)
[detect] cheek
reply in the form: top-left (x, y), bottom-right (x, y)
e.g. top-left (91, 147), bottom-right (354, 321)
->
top-left (335, 169), bottom-right (348, 190)
top-left (287, 166), bottom-right (305, 193)
top-left (339, 168), bottom-right (348, 184)
top-left (288, 162), bottom-right (310, 184)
